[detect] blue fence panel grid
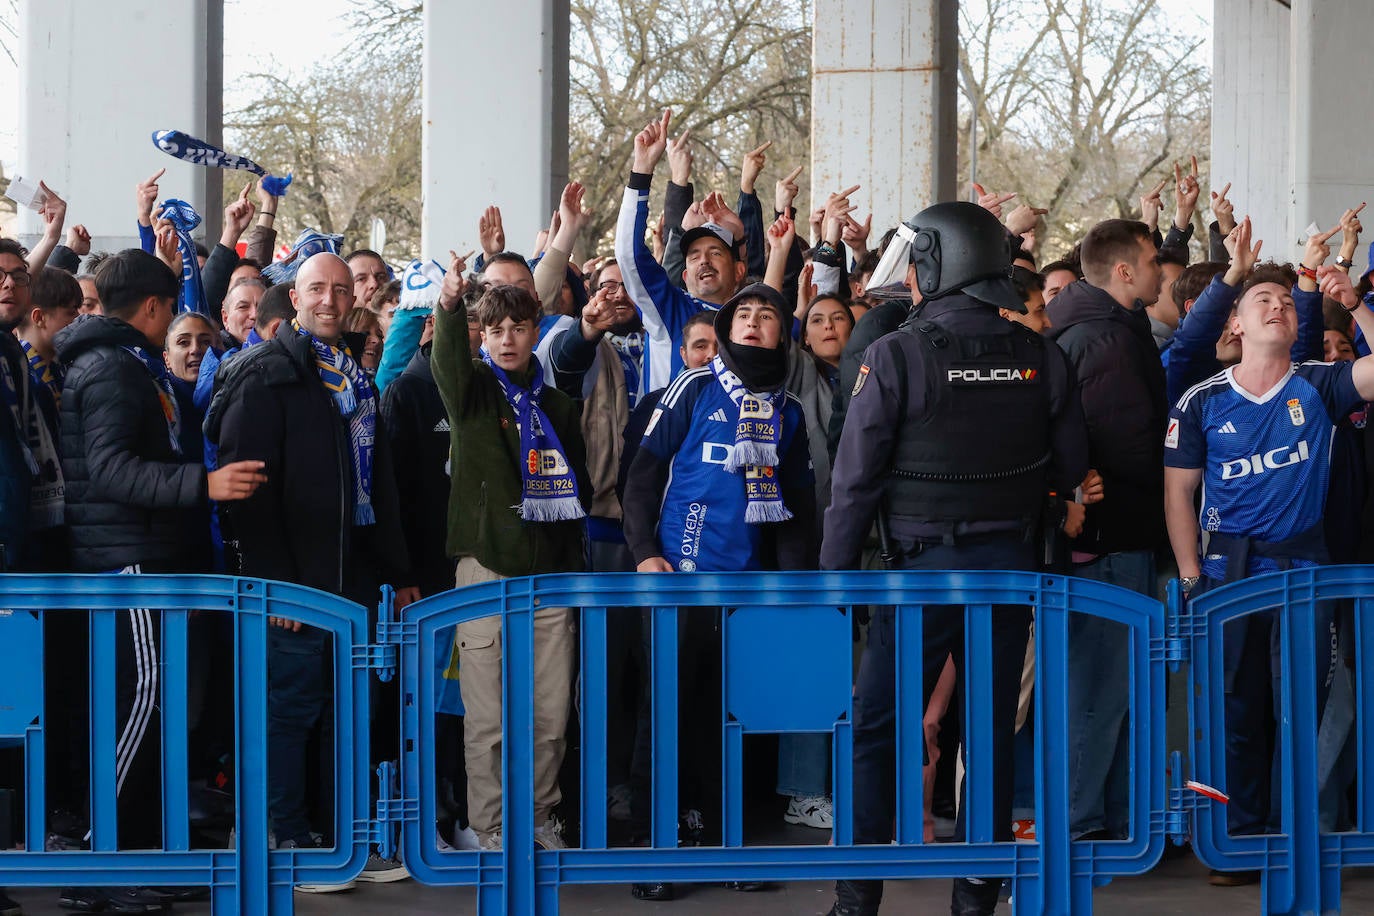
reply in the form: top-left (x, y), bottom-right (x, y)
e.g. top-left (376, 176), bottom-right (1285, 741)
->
top-left (398, 569), bottom-right (1167, 916)
top-left (0, 573), bottom-right (373, 915)
top-left (1178, 565), bottom-right (1374, 916)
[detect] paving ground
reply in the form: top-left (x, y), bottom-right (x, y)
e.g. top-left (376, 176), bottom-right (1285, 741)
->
top-left (11, 844), bottom-right (1374, 914)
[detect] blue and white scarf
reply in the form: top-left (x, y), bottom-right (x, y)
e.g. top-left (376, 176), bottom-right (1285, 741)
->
top-left (151, 130), bottom-right (292, 197)
top-left (1, 348), bottom-right (64, 528)
top-left (295, 322), bottom-right (376, 525)
top-left (262, 229), bottom-right (345, 285)
top-left (122, 345), bottom-right (182, 457)
top-left (607, 330), bottom-right (644, 405)
top-left (709, 354), bottom-right (791, 523)
top-left (158, 198), bottom-right (209, 317)
top-left (482, 353), bottom-right (584, 522)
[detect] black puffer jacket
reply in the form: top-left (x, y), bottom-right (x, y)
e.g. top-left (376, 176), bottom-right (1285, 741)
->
top-left (55, 316), bottom-right (207, 572)
top-left (204, 330), bottom-right (412, 600)
top-left (1045, 281), bottom-right (1168, 554)
top-left (380, 344), bottom-right (455, 596)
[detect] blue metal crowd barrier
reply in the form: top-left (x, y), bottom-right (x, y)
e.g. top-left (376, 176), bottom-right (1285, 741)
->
top-left (397, 569), bottom-right (1167, 915)
top-left (0, 569), bottom-right (1169, 914)
top-left (1170, 565), bottom-right (1374, 916)
top-left (0, 574), bottom-right (375, 914)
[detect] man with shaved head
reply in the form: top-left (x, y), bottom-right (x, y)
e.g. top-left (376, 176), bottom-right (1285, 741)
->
top-left (208, 252), bottom-right (418, 886)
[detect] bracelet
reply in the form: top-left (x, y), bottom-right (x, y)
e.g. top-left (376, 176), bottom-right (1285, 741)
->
top-left (1343, 300), bottom-right (1361, 313)
top-left (1297, 264), bottom-right (1318, 281)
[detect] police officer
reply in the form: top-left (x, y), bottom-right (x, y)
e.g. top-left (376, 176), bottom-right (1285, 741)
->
top-left (821, 201), bottom-right (1089, 916)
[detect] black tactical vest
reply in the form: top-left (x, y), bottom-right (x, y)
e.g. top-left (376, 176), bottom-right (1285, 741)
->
top-left (882, 317), bottom-right (1053, 526)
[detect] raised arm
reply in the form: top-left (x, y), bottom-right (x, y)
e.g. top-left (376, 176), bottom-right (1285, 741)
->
top-left (431, 250), bottom-right (476, 418)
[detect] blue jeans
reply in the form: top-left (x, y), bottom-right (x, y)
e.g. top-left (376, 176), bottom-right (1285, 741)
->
top-left (777, 733), bottom-right (830, 797)
top-left (1067, 550), bottom-right (1154, 839)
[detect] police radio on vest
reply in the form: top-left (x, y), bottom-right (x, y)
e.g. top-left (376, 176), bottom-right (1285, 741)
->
top-left (1219, 440), bottom-right (1310, 480)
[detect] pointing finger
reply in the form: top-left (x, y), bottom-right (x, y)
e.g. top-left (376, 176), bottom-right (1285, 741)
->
top-left (837, 184), bottom-right (861, 199)
top-left (1318, 225), bottom-right (1342, 243)
top-left (783, 165), bottom-right (804, 183)
top-left (1173, 162), bottom-right (1182, 184)
top-left (146, 167), bottom-right (166, 185)
top-left (749, 140), bottom-right (773, 157)
top-left (1190, 154), bottom-right (1199, 177)
top-left (972, 182), bottom-right (987, 197)
top-left (1217, 181), bottom-right (1231, 200)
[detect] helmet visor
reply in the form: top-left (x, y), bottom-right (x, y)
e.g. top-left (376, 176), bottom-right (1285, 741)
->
top-left (864, 223), bottom-right (917, 295)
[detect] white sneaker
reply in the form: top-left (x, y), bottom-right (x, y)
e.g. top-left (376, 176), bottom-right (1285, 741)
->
top-left (437, 828), bottom-right (454, 852)
top-left (784, 795), bottom-right (834, 830)
top-left (294, 879), bottom-right (356, 894)
top-left (452, 825), bottom-right (482, 850)
top-left (480, 830), bottom-right (502, 851)
top-left (533, 817), bottom-right (567, 850)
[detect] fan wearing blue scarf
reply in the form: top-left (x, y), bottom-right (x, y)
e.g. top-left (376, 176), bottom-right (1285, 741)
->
top-left (430, 258), bottom-right (590, 852)
top-left (623, 282), bottom-right (816, 574)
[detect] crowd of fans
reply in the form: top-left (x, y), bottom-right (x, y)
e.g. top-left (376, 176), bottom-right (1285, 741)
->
top-left (1, 106), bottom-right (1372, 914)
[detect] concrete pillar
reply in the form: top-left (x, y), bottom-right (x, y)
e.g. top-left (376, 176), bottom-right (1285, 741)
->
top-left (18, 1), bottom-right (223, 254)
top-left (810, 0), bottom-right (957, 240)
top-left (1289, 0), bottom-right (1374, 270)
top-left (1211, 0), bottom-right (1289, 252)
top-left (1213, 0), bottom-right (1374, 268)
top-left (421, 0), bottom-right (569, 262)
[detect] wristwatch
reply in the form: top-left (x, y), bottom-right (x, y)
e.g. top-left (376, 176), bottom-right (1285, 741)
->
top-left (1336, 256), bottom-right (1355, 270)
top-left (1180, 575), bottom-right (1200, 594)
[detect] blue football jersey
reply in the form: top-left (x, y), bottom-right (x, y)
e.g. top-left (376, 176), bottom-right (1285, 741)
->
top-left (1165, 362), bottom-right (1361, 578)
top-left (641, 368), bottom-right (810, 572)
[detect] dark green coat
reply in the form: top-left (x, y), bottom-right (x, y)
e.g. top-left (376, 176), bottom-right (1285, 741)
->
top-left (431, 304), bottom-right (589, 577)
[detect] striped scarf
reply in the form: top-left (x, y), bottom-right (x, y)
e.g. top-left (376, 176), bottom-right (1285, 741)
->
top-left (2, 344), bottom-right (64, 528)
top-left (294, 321), bottom-right (377, 525)
top-left (19, 337), bottom-right (63, 414)
top-left (121, 345), bottom-right (182, 456)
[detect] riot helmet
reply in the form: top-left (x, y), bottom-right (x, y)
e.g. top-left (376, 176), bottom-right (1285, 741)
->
top-left (865, 201), bottom-right (1023, 312)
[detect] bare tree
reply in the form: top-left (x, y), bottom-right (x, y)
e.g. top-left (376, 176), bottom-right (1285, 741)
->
top-left (225, 56), bottom-right (423, 262)
top-left (344, 0), bottom-right (812, 253)
top-left (960, 0), bottom-right (1211, 256)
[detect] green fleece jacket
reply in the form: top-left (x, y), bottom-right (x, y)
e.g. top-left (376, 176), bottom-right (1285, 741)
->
top-left (431, 302), bottom-right (590, 577)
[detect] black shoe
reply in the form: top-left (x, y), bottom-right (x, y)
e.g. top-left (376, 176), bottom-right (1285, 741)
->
top-left (828, 879), bottom-right (881, 915)
top-left (724, 881), bottom-right (771, 892)
top-left (631, 883), bottom-right (674, 900)
top-left (1208, 868), bottom-right (1260, 887)
top-left (951, 877), bottom-right (1002, 916)
top-left (0, 888), bottom-right (22, 916)
top-left (148, 887), bottom-right (210, 903)
top-left (58, 887), bottom-right (170, 913)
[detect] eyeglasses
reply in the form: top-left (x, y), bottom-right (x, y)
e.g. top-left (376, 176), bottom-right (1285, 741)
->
top-left (0, 267), bottom-right (31, 287)
top-left (597, 280), bottom-right (624, 294)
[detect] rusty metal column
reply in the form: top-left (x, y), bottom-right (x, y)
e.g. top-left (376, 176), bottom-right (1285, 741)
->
top-left (810, 0), bottom-right (957, 239)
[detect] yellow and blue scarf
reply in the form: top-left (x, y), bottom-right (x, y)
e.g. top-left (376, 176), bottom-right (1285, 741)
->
top-left (295, 322), bottom-right (377, 526)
